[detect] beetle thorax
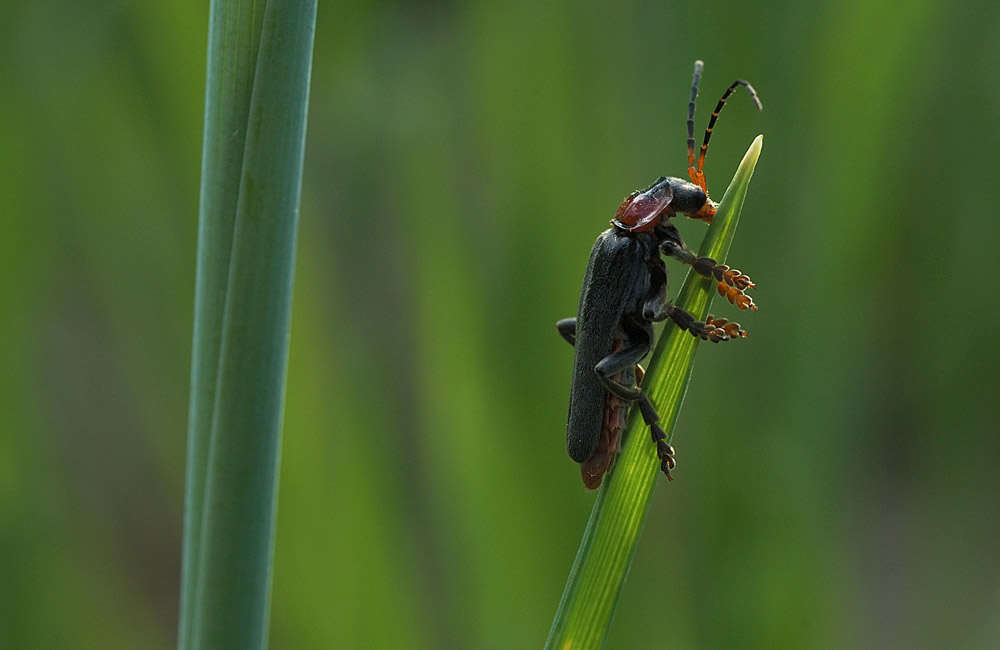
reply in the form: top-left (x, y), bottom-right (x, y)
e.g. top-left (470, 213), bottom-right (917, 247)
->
top-left (612, 179), bottom-right (674, 232)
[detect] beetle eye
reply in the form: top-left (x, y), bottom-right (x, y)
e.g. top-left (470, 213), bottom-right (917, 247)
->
top-left (671, 183), bottom-right (708, 215)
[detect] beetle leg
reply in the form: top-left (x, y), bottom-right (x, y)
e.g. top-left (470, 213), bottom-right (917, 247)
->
top-left (660, 239), bottom-right (757, 312)
top-left (593, 327), bottom-right (677, 479)
top-left (594, 339), bottom-right (650, 401)
top-left (556, 318), bottom-right (577, 346)
top-left (656, 222), bottom-right (696, 259)
top-left (641, 261), bottom-right (742, 340)
top-left (664, 303), bottom-right (747, 342)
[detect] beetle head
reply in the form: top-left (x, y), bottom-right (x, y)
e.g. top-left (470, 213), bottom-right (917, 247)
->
top-left (613, 177), bottom-right (714, 231)
top-left (670, 179), bottom-right (714, 223)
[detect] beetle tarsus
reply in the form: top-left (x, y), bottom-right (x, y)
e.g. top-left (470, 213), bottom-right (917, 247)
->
top-left (639, 394), bottom-right (677, 480)
top-left (705, 315), bottom-right (748, 339)
top-left (712, 264), bottom-right (755, 291)
top-left (677, 259), bottom-right (758, 312)
top-left (667, 306), bottom-right (750, 341)
top-left (717, 282), bottom-right (757, 311)
top-left (692, 257), bottom-right (756, 293)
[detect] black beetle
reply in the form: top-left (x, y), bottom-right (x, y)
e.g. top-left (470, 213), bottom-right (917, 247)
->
top-left (557, 61), bottom-right (761, 489)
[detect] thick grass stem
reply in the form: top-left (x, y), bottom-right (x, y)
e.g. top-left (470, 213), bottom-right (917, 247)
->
top-left (179, 2), bottom-right (316, 649)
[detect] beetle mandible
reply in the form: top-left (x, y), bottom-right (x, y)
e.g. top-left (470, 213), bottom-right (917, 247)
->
top-left (557, 61), bottom-right (762, 489)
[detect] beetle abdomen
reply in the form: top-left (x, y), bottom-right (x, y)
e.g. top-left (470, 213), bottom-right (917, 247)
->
top-left (579, 351), bottom-right (635, 489)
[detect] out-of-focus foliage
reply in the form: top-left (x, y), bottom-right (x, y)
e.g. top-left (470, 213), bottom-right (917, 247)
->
top-left (2, 1), bottom-right (999, 649)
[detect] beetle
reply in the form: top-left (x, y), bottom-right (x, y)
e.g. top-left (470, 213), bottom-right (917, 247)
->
top-left (557, 61), bottom-right (761, 489)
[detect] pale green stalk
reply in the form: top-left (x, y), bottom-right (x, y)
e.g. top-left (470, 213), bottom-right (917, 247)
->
top-left (179, 1), bottom-right (316, 649)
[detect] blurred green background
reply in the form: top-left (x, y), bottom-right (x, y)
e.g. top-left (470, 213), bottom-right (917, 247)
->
top-left (4, 0), bottom-right (1000, 648)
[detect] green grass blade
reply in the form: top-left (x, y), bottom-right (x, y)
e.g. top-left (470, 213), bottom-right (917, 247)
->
top-left (546, 135), bottom-right (763, 650)
top-left (179, 1), bottom-right (265, 647)
top-left (179, 1), bottom-right (316, 649)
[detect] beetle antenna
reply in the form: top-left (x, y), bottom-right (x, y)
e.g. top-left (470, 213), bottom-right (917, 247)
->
top-left (686, 60), bottom-right (703, 183)
top-left (688, 68), bottom-right (762, 193)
